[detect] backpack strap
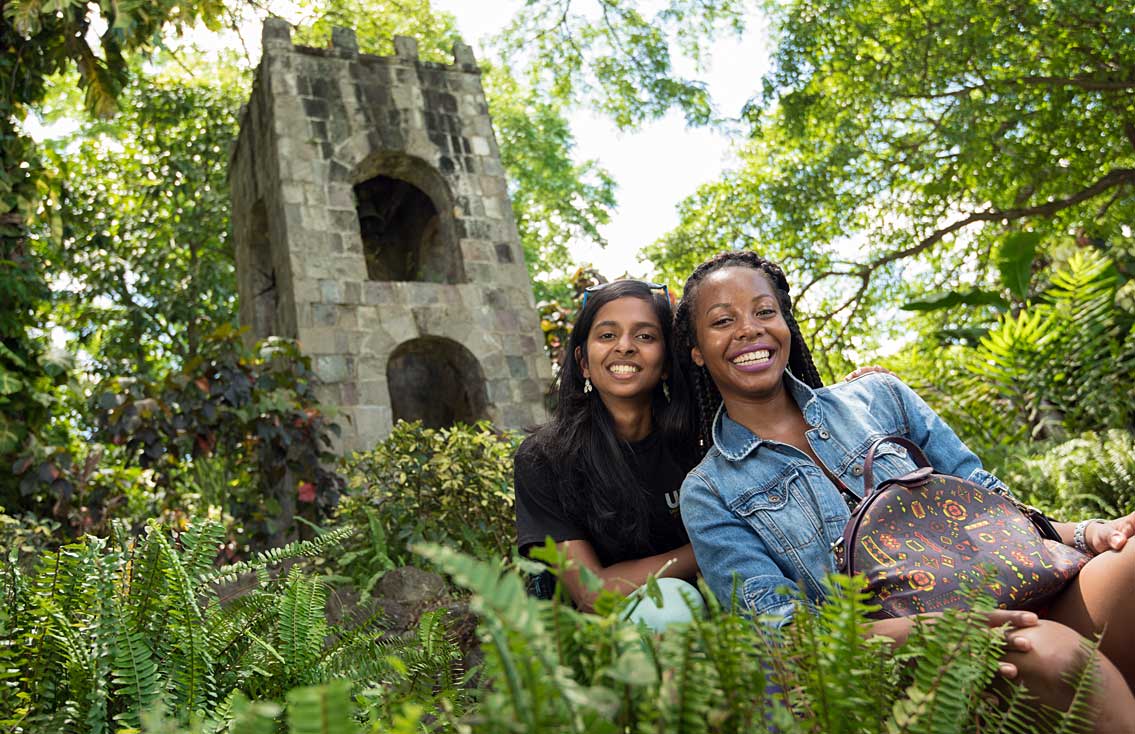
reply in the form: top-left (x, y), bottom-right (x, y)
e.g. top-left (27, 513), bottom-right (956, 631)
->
top-left (862, 436), bottom-right (931, 493)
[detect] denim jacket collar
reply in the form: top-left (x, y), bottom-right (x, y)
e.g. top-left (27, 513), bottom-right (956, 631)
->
top-left (711, 371), bottom-right (826, 462)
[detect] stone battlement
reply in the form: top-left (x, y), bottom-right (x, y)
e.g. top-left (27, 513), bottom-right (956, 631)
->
top-left (259, 18), bottom-right (480, 71)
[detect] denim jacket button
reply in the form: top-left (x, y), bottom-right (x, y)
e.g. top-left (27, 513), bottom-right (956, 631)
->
top-left (818, 428), bottom-right (831, 439)
top-left (851, 464), bottom-right (864, 476)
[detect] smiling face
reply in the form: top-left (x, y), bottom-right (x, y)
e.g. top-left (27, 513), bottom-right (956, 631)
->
top-left (577, 295), bottom-right (667, 406)
top-left (689, 266), bottom-right (792, 405)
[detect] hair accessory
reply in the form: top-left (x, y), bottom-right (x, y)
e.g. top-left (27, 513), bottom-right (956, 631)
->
top-left (662, 380), bottom-right (671, 403)
top-left (583, 378), bottom-right (593, 394)
top-left (581, 279), bottom-right (669, 310)
top-left (1074, 519), bottom-right (1106, 556)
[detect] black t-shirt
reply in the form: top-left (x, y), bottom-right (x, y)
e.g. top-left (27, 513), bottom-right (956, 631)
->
top-left (514, 431), bottom-right (690, 567)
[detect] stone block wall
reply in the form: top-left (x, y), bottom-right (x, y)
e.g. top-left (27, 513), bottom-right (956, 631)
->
top-left (230, 20), bottom-right (552, 453)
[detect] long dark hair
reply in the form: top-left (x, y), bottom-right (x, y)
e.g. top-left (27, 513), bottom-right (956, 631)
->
top-left (523, 281), bottom-right (697, 554)
top-left (672, 251), bottom-right (824, 448)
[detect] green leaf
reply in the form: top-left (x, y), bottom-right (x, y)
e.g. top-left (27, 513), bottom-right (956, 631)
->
top-left (0, 369), bottom-right (23, 395)
top-left (997, 231), bottom-right (1042, 300)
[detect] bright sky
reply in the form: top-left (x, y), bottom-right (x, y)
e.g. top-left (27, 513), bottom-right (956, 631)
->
top-left (430, 0), bottom-right (771, 281)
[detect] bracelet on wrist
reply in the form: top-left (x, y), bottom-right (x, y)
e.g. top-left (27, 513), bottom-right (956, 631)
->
top-left (1073, 519), bottom-right (1106, 556)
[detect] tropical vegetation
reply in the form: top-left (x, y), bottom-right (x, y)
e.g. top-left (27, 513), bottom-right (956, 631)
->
top-left (3, 0), bottom-right (1134, 731)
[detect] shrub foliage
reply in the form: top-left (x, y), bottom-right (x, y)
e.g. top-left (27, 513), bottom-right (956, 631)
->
top-left (340, 420), bottom-right (519, 565)
top-left (0, 520), bottom-right (463, 733)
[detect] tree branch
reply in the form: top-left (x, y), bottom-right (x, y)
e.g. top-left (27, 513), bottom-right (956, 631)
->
top-left (877, 167), bottom-right (1135, 270)
top-left (896, 74), bottom-right (1135, 100)
top-left (802, 168), bottom-right (1135, 346)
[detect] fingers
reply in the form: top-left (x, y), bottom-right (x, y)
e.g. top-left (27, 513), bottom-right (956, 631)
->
top-left (983, 609), bottom-right (1039, 629)
top-left (998, 628), bottom-right (1038, 680)
top-left (842, 365), bottom-right (894, 381)
top-left (1093, 519), bottom-right (1131, 554)
top-left (1113, 512), bottom-right (1135, 543)
top-left (1005, 632), bottom-right (1032, 653)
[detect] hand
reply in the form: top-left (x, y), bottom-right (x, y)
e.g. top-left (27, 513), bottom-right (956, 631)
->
top-left (870, 608), bottom-right (1037, 651)
top-left (981, 609), bottom-right (1040, 680)
top-left (1088, 511), bottom-right (1135, 554)
top-left (843, 365), bottom-right (894, 381)
top-left (981, 609), bottom-right (1040, 630)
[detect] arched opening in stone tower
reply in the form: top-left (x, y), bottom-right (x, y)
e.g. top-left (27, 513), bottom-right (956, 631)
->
top-left (247, 199), bottom-right (277, 338)
top-left (387, 337), bottom-right (488, 428)
top-left (353, 153), bottom-right (464, 284)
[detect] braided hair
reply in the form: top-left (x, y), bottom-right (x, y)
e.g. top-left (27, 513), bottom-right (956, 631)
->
top-left (672, 251), bottom-right (824, 449)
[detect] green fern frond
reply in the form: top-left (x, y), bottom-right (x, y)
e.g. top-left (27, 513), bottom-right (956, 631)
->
top-left (111, 616), bottom-right (163, 727)
top-left (278, 567), bottom-right (328, 682)
top-left (285, 679), bottom-right (356, 734)
top-left (207, 591), bottom-right (278, 678)
top-left (200, 689), bottom-right (243, 734)
top-left (310, 603), bottom-right (388, 682)
top-left (975, 678), bottom-right (1039, 734)
top-left (653, 625), bottom-right (711, 734)
top-left (417, 542), bottom-right (601, 734)
top-left (152, 530), bottom-right (215, 718)
top-left (1047, 635), bottom-right (1101, 734)
top-left (199, 527), bottom-right (354, 587)
top-left (888, 607), bottom-right (1002, 734)
top-left (178, 520), bottom-right (227, 582)
top-left (126, 530), bottom-right (171, 639)
top-left (684, 596), bottom-right (765, 733)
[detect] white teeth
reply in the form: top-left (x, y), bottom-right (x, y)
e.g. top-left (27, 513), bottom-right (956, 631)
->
top-left (609, 364), bottom-right (640, 374)
top-left (733, 350), bottom-right (771, 365)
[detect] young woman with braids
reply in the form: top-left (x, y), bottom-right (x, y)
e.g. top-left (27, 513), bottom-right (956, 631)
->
top-left (514, 280), bottom-right (705, 624)
top-left (673, 250), bottom-right (1135, 730)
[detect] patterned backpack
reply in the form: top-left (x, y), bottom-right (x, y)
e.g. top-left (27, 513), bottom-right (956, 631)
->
top-left (835, 436), bottom-right (1087, 618)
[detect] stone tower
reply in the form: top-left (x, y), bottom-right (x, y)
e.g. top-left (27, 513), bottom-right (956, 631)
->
top-left (230, 20), bottom-right (551, 453)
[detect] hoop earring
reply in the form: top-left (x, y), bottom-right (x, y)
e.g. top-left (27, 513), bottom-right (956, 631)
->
top-left (662, 380), bottom-right (671, 403)
top-left (583, 378), bottom-right (593, 394)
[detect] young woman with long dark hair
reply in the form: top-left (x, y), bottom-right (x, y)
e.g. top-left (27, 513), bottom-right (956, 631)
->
top-left (514, 280), bottom-right (702, 617)
top-left (673, 250), bottom-right (1135, 731)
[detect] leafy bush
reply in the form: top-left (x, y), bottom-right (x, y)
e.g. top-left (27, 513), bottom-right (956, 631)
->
top-left (86, 328), bottom-right (344, 549)
top-left (340, 420), bottom-right (520, 567)
top-left (410, 544), bottom-right (1096, 734)
top-left (991, 429), bottom-right (1135, 519)
top-left (0, 520), bottom-right (465, 733)
top-left (958, 250), bottom-right (1135, 445)
top-left (891, 248), bottom-right (1135, 461)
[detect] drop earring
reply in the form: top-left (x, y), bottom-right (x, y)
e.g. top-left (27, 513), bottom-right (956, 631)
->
top-left (583, 378), bottom-right (593, 394)
top-left (662, 380), bottom-right (671, 403)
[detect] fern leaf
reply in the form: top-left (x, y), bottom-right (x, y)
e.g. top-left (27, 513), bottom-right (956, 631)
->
top-left (152, 530), bottom-right (215, 718)
top-left (278, 567), bottom-right (328, 681)
top-left (178, 520), bottom-right (226, 582)
top-left (111, 622), bottom-right (163, 727)
top-left (285, 679), bottom-right (356, 734)
top-left (1047, 635), bottom-right (1101, 734)
top-left (199, 527), bottom-right (354, 587)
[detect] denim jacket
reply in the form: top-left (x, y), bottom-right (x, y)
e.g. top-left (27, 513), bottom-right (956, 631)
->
top-left (680, 372), bottom-right (1008, 624)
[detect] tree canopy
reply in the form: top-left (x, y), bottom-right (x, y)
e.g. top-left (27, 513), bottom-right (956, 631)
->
top-left (645, 0), bottom-right (1135, 368)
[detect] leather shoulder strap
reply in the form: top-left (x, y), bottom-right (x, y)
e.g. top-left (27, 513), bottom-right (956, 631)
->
top-left (862, 436), bottom-right (931, 492)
